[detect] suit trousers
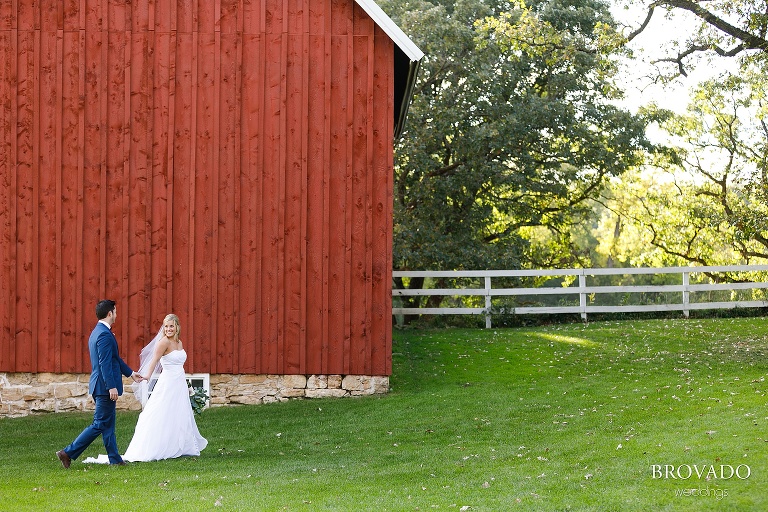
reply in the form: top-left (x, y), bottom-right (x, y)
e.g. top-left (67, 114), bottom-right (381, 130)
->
top-left (63, 395), bottom-right (122, 464)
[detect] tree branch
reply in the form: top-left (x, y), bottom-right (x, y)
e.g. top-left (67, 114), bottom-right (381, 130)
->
top-left (630, 1), bottom-right (768, 76)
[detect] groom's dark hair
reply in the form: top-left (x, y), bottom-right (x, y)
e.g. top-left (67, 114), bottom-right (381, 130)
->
top-left (95, 300), bottom-right (116, 320)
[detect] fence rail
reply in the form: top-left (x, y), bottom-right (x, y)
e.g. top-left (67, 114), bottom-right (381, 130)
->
top-left (392, 265), bottom-right (768, 327)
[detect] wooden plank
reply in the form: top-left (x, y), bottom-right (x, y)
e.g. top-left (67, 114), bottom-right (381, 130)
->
top-left (364, 26), bottom-right (376, 376)
top-left (304, 33), bottom-right (327, 374)
top-left (229, 1), bottom-right (244, 373)
top-left (0, 0), bottom-right (14, 30)
top-left (82, 29), bottom-right (105, 364)
top-left (113, 28), bottom-right (130, 352)
top-left (25, 28), bottom-right (43, 368)
top-left (331, 0), bottom-right (351, 36)
top-left (688, 282), bottom-right (768, 291)
top-left (257, 32), bottom-right (284, 373)
top-left (176, 0), bottom-right (194, 34)
top-left (29, 27), bottom-right (41, 371)
top-left (687, 301), bottom-right (768, 310)
top-left (343, 18), bottom-right (355, 374)
top-left (264, 0), bottom-right (284, 34)
top-left (321, 4), bottom-right (332, 375)
top-left (298, 28), bottom-right (309, 375)
top-left (15, 27), bottom-right (35, 371)
top-left (282, 33), bottom-right (305, 374)
top-left (59, 29), bottom-right (80, 371)
top-left (127, 30), bottom-right (151, 354)
top-left (237, 33), bottom-right (264, 373)
top-left (187, 29), bottom-right (199, 368)
top-left (214, 32), bottom-right (240, 374)
top-left (392, 308), bottom-right (485, 316)
top-left (74, 24), bottom-right (85, 371)
top-left (287, 0), bottom-right (304, 35)
top-left (193, 30), bottom-right (215, 373)
top-left (147, 0), bottom-right (155, 32)
top-left (150, 31), bottom-right (170, 331)
top-left (108, 0), bottom-right (127, 32)
top-left (84, 0), bottom-right (101, 30)
top-left (133, 0), bottom-right (149, 32)
top-left (326, 33), bottom-right (348, 374)
top-left (0, 31), bottom-right (6, 368)
top-left (165, 29), bottom-right (177, 313)
top-left (121, 25), bottom-right (132, 354)
top-left (39, 0), bottom-right (59, 31)
top-left (98, 4), bottom-right (108, 300)
top-left (210, 21), bottom-right (221, 374)
top-left (371, 28), bottom-right (394, 375)
top-left (349, 32), bottom-right (369, 374)
top-left (276, 26), bottom-right (287, 374)
top-left (0, 27), bottom-right (15, 369)
top-left (308, 0), bottom-right (325, 35)
top-left (4, 14), bottom-right (18, 348)
top-left (242, 0), bottom-right (264, 35)
top-left (172, 32), bottom-right (194, 367)
top-left (142, 29), bottom-right (155, 342)
top-left (62, 0), bottom-right (79, 31)
top-left (104, 29), bottom-right (128, 349)
top-left (219, 0), bottom-right (240, 34)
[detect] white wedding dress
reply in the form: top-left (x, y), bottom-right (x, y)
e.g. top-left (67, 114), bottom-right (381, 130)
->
top-left (122, 349), bottom-right (207, 462)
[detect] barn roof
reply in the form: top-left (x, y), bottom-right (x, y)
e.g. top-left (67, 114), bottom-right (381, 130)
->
top-left (356, 0), bottom-right (424, 138)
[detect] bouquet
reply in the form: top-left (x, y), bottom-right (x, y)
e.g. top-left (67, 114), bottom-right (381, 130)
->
top-left (188, 385), bottom-right (210, 415)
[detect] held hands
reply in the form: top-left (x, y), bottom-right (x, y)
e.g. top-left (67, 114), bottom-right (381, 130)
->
top-left (131, 371), bottom-right (146, 383)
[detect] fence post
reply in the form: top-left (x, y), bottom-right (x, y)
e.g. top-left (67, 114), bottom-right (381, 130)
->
top-left (579, 272), bottom-right (587, 322)
top-left (682, 271), bottom-right (690, 318)
top-left (485, 276), bottom-right (492, 328)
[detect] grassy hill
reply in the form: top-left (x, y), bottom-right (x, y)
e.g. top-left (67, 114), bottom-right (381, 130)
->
top-left (1, 317), bottom-right (767, 510)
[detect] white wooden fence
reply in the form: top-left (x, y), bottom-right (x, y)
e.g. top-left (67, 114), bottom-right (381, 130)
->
top-left (392, 265), bottom-right (768, 327)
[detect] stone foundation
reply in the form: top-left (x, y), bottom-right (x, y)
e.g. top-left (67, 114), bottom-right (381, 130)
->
top-left (0, 372), bottom-right (390, 418)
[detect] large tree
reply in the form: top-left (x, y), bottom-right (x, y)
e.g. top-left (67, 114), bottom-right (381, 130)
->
top-left (596, 71), bottom-right (768, 267)
top-left (382, 0), bottom-right (651, 278)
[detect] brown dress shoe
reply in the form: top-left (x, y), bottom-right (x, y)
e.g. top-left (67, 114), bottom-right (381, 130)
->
top-left (56, 450), bottom-right (71, 469)
top-left (112, 461), bottom-right (127, 466)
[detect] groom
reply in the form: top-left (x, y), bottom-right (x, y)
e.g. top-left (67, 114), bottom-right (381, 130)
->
top-left (56, 300), bottom-right (143, 467)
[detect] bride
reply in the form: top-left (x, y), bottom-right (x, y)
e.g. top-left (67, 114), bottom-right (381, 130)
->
top-left (122, 314), bottom-right (208, 462)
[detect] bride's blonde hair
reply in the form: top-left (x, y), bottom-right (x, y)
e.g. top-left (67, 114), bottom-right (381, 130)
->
top-left (164, 313), bottom-right (181, 339)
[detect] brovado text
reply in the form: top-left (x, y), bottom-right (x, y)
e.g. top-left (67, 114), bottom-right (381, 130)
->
top-left (652, 464), bottom-right (751, 480)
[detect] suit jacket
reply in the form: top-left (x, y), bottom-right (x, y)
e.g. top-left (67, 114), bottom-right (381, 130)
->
top-left (88, 322), bottom-right (133, 396)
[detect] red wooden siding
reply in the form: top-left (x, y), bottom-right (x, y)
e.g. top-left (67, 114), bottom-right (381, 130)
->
top-left (0, 0), bottom-right (394, 376)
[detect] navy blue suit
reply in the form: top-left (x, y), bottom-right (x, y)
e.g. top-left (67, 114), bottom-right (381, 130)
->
top-left (62, 322), bottom-right (134, 464)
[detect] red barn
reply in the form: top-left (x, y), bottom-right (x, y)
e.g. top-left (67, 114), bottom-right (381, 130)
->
top-left (0, 0), bottom-right (422, 416)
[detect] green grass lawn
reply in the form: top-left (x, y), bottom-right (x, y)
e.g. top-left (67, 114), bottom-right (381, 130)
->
top-left (2, 317), bottom-right (768, 511)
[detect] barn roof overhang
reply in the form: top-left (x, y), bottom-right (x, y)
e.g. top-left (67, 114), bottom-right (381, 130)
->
top-left (355, 0), bottom-right (424, 139)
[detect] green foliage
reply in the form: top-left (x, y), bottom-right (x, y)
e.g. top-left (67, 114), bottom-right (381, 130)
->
top-left (4, 318), bottom-right (768, 510)
top-left (382, 0), bottom-right (651, 272)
